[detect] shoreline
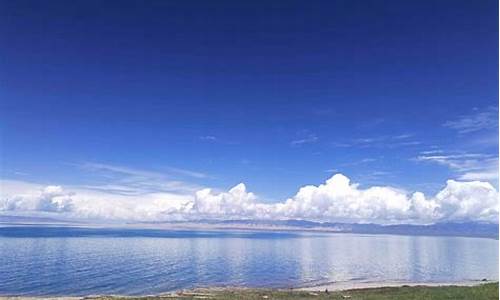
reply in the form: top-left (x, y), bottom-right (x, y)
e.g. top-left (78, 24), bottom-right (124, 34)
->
top-left (0, 280), bottom-right (495, 299)
top-left (296, 279), bottom-right (492, 291)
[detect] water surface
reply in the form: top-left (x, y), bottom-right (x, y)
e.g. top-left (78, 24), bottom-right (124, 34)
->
top-left (0, 226), bottom-right (497, 296)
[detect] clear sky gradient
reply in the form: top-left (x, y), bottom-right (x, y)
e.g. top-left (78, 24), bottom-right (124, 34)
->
top-left (0, 0), bottom-right (498, 220)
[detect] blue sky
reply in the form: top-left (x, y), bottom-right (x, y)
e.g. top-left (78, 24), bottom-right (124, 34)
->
top-left (0, 1), bottom-right (498, 223)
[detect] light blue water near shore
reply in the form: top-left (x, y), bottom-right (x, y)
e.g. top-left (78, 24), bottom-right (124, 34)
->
top-left (0, 226), bottom-right (498, 296)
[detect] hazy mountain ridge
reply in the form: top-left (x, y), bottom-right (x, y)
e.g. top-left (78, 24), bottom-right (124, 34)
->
top-left (1, 215), bottom-right (497, 238)
top-left (205, 219), bottom-right (499, 238)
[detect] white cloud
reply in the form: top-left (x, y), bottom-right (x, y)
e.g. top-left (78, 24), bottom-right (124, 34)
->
top-left (0, 183), bottom-right (73, 213)
top-left (291, 134), bottom-right (318, 146)
top-left (191, 184), bottom-right (264, 218)
top-left (77, 162), bottom-right (204, 195)
top-left (432, 179), bottom-right (498, 222)
top-left (1, 173), bottom-right (498, 224)
top-left (341, 158), bottom-right (377, 166)
top-left (273, 175), bottom-right (413, 222)
top-left (416, 153), bottom-right (498, 182)
top-left (459, 171), bottom-right (498, 181)
top-left (270, 175), bottom-right (497, 223)
top-left (164, 167), bottom-right (209, 179)
top-left (333, 134), bottom-right (421, 149)
top-left (0, 180), bottom-right (194, 221)
top-left (443, 107), bottom-right (498, 134)
top-left (199, 135), bottom-right (217, 141)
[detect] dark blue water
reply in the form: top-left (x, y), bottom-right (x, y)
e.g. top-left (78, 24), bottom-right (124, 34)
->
top-left (0, 226), bottom-right (498, 296)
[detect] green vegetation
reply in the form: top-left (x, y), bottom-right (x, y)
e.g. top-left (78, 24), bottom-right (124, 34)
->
top-left (90, 282), bottom-right (498, 300)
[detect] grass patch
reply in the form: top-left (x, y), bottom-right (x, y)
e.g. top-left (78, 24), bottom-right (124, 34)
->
top-left (90, 282), bottom-right (498, 300)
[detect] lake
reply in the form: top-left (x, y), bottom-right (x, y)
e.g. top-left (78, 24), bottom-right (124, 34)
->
top-left (0, 226), bottom-right (498, 296)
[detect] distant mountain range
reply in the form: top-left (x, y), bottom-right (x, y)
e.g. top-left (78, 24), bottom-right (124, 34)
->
top-left (1, 214), bottom-right (498, 239)
top-left (192, 219), bottom-right (499, 239)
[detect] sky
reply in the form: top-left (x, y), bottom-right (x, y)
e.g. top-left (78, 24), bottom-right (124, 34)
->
top-left (0, 0), bottom-right (498, 224)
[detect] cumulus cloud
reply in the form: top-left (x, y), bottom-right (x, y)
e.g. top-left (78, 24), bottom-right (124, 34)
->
top-left (432, 180), bottom-right (498, 222)
top-left (1, 174), bottom-right (498, 224)
top-left (275, 175), bottom-right (413, 222)
top-left (192, 184), bottom-right (257, 217)
top-left (0, 180), bottom-right (193, 221)
top-left (272, 175), bottom-right (498, 223)
top-left (1, 185), bottom-right (73, 212)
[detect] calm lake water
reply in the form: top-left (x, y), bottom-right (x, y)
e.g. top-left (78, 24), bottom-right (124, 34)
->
top-left (0, 226), bottom-right (498, 296)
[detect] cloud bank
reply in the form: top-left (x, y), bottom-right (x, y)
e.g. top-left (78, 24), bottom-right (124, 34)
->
top-left (1, 174), bottom-right (498, 224)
